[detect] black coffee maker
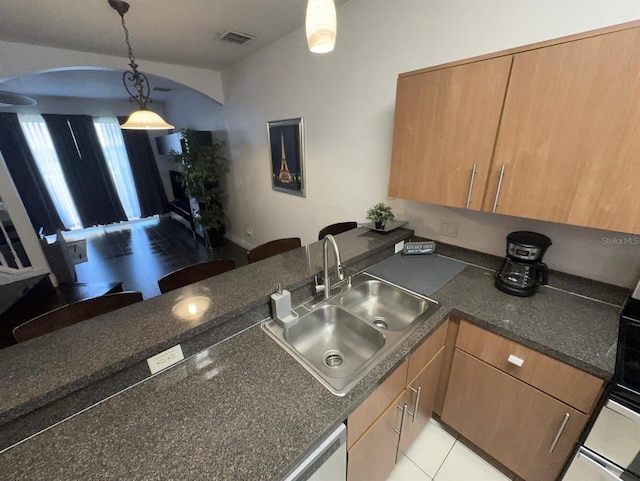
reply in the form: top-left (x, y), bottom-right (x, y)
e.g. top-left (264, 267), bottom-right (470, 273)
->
top-left (495, 231), bottom-right (552, 297)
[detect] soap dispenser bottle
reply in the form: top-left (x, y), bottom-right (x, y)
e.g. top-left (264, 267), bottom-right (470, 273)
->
top-left (270, 284), bottom-right (298, 329)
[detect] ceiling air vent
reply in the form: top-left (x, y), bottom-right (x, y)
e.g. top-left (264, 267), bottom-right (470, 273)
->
top-left (219, 31), bottom-right (256, 46)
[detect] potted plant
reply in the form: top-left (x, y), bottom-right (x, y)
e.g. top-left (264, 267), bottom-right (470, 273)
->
top-left (366, 202), bottom-right (395, 230)
top-left (170, 129), bottom-right (229, 248)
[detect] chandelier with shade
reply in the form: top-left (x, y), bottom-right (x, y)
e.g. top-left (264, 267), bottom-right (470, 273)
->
top-left (108, 0), bottom-right (174, 130)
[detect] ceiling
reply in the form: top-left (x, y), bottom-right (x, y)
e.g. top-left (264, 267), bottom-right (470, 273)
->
top-left (0, 0), bottom-right (348, 102)
top-left (0, 0), bottom-right (348, 71)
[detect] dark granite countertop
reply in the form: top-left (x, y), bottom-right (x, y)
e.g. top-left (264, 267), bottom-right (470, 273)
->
top-left (367, 251), bottom-right (623, 378)
top-left (0, 227), bottom-right (411, 426)
top-left (0, 241), bottom-right (627, 480)
top-left (432, 264), bottom-right (620, 378)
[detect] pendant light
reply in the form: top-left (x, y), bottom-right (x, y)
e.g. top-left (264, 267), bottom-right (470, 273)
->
top-left (305, 0), bottom-right (337, 54)
top-left (108, 0), bottom-right (174, 130)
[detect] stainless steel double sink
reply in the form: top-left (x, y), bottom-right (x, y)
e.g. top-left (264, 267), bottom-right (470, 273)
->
top-left (262, 272), bottom-right (439, 396)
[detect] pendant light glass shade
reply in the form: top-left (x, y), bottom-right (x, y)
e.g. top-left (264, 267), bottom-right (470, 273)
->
top-left (305, 0), bottom-right (337, 53)
top-left (109, 0), bottom-right (174, 131)
top-left (120, 109), bottom-right (175, 130)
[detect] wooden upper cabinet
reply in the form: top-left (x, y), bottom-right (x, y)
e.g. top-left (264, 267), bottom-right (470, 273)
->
top-left (484, 27), bottom-right (640, 233)
top-left (389, 56), bottom-right (512, 210)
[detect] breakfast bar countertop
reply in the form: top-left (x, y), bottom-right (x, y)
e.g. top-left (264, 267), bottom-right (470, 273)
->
top-left (0, 227), bottom-right (411, 426)
top-left (0, 244), bottom-right (627, 481)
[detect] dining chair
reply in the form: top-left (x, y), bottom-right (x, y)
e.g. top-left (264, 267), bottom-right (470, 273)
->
top-left (318, 221), bottom-right (358, 240)
top-left (246, 238), bottom-right (302, 264)
top-left (13, 291), bottom-right (144, 343)
top-left (157, 258), bottom-right (236, 294)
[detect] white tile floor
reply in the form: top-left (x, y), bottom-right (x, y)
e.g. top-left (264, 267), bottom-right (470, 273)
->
top-left (386, 418), bottom-right (516, 481)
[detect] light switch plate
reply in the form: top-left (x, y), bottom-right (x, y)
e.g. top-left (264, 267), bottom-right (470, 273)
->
top-left (147, 344), bottom-right (184, 374)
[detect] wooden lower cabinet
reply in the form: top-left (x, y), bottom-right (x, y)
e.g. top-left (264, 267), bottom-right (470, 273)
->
top-left (347, 322), bottom-right (448, 481)
top-left (347, 350), bottom-right (444, 481)
top-left (442, 349), bottom-right (588, 481)
top-left (399, 348), bottom-right (445, 454)
top-left (347, 390), bottom-right (407, 481)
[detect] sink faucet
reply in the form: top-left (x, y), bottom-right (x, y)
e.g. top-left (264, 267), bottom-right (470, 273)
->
top-left (318, 234), bottom-right (345, 299)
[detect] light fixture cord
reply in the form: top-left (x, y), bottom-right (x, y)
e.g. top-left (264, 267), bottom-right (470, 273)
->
top-left (110, 1), bottom-right (151, 110)
top-left (119, 14), bottom-right (137, 71)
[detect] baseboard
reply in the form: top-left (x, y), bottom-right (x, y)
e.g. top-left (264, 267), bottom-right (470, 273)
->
top-left (226, 232), bottom-right (254, 251)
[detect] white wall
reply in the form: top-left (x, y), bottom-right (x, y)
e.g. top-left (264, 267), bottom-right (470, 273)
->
top-left (221, 0), bottom-right (640, 287)
top-left (0, 40), bottom-right (225, 105)
top-left (0, 95), bottom-right (166, 118)
top-left (163, 89), bottom-right (226, 132)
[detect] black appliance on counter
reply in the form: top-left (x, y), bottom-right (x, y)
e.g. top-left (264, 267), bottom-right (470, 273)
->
top-left (563, 297), bottom-right (640, 480)
top-left (495, 231), bottom-right (552, 297)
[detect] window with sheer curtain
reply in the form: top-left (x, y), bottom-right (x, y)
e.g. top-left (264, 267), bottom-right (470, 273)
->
top-left (93, 118), bottom-right (141, 220)
top-left (18, 114), bottom-right (82, 230)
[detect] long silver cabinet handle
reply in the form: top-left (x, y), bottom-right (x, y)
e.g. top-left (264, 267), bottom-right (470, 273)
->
top-left (393, 403), bottom-right (408, 435)
top-left (492, 164), bottom-right (506, 213)
top-left (549, 413), bottom-right (570, 453)
top-left (407, 386), bottom-right (421, 422)
top-left (394, 403), bottom-right (408, 463)
top-left (466, 163), bottom-right (478, 209)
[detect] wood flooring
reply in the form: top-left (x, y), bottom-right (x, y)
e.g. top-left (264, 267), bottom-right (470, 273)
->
top-left (69, 216), bottom-right (248, 299)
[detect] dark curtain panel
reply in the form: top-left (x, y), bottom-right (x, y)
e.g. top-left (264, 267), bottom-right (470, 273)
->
top-left (43, 114), bottom-right (126, 227)
top-left (0, 113), bottom-right (64, 235)
top-left (118, 117), bottom-right (168, 217)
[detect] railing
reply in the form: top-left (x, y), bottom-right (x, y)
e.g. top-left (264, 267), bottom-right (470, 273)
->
top-left (0, 203), bottom-right (26, 269)
top-left (0, 152), bottom-right (51, 285)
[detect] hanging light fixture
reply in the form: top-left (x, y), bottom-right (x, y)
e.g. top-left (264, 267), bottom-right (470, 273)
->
top-left (305, 0), bottom-right (337, 54)
top-left (108, 0), bottom-right (174, 130)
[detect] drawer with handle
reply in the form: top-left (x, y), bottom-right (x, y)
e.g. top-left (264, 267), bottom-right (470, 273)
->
top-left (456, 320), bottom-right (603, 414)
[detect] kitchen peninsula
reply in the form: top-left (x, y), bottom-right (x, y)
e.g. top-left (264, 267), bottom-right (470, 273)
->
top-left (0, 228), bottom-right (627, 481)
top-left (0, 228), bottom-right (411, 428)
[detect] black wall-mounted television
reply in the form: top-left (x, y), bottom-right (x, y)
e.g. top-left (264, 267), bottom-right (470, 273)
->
top-left (155, 131), bottom-right (213, 155)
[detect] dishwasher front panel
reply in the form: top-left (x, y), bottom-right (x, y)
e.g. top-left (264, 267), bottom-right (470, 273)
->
top-left (283, 423), bottom-right (346, 481)
top-left (564, 448), bottom-right (630, 481)
top-left (584, 399), bottom-right (640, 477)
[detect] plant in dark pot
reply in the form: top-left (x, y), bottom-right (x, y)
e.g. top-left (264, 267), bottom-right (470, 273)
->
top-left (366, 202), bottom-right (395, 230)
top-left (170, 129), bottom-right (229, 248)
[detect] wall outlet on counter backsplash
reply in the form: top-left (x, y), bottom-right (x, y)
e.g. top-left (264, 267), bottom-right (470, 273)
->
top-left (439, 219), bottom-right (459, 238)
top-left (147, 344), bottom-right (184, 374)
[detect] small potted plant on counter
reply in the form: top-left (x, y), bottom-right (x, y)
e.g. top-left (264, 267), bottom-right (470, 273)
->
top-left (366, 202), bottom-right (395, 230)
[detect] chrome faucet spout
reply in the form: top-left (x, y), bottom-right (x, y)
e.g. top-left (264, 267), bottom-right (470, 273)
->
top-left (322, 234), bottom-right (344, 299)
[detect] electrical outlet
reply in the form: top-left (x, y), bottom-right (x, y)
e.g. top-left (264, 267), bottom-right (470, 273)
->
top-left (395, 240), bottom-right (405, 253)
top-left (147, 344), bottom-right (184, 374)
top-left (246, 228), bottom-right (253, 236)
top-left (439, 219), bottom-right (459, 238)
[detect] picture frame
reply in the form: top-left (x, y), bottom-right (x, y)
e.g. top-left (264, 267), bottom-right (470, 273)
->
top-left (267, 117), bottom-right (305, 197)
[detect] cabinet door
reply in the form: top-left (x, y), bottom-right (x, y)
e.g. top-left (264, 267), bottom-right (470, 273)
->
top-left (441, 349), bottom-right (587, 481)
top-left (484, 27), bottom-right (640, 233)
top-left (347, 390), bottom-right (408, 481)
top-left (347, 360), bottom-right (408, 449)
top-left (389, 56), bottom-right (512, 210)
top-left (398, 348), bottom-right (445, 455)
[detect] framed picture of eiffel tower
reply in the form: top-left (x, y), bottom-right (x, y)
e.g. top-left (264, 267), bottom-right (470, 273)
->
top-left (267, 117), bottom-right (305, 197)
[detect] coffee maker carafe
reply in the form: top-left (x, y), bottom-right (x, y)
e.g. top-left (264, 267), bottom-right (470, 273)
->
top-left (495, 231), bottom-right (552, 297)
